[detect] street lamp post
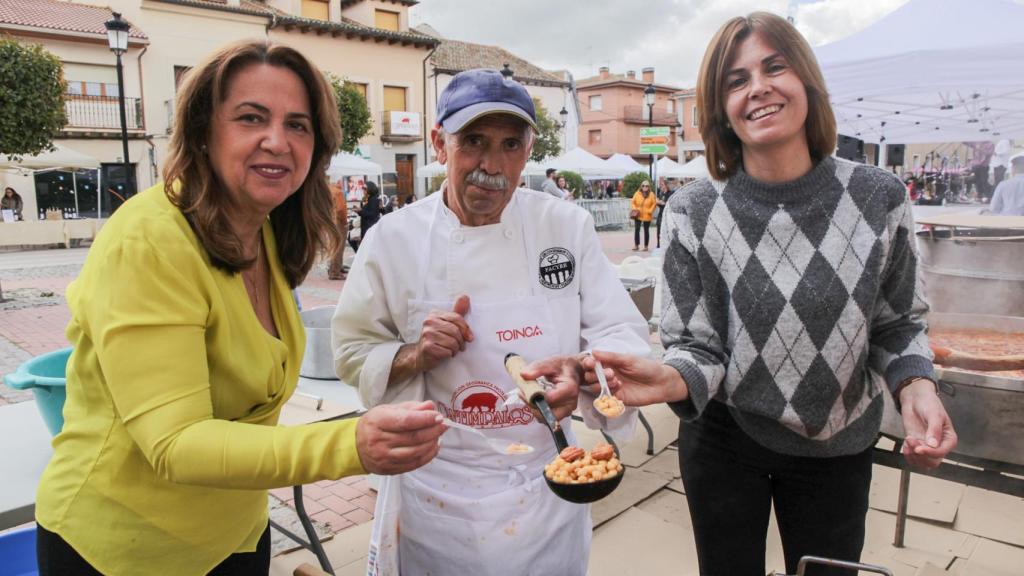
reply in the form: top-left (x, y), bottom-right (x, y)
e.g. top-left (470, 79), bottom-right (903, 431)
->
top-left (104, 12), bottom-right (132, 201)
top-left (643, 83), bottom-right (656, 180)
top-left (558, 106), bottom-right (569, 152)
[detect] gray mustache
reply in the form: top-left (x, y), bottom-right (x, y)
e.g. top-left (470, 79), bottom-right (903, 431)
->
top-left (465, 169), bottom-right (508, 190)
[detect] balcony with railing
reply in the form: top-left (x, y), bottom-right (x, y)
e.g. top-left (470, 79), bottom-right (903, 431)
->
top-left (64, 95), bottom-right (143, 132)
top-left (622, 105), bottom-right (679, 126)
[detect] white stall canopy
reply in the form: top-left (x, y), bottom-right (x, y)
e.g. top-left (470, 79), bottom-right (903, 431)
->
top-left (815, 0), bottom-right (1024, 144)
top-left (657, 155), bottom-right (708, 179)
top-left (604, 153), bottom-right (647, 177)
top-left (417, 161), bottom-right (446, 178)
top-left (0, 144), bottom-right (100, 171)
top-left (325, 152), bottom-right (383, 180)
top-left (543, 147), bottom-right (623, 179)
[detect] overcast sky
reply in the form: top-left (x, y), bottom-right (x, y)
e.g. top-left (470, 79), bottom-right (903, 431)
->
top-left (409, 0), bottom-right (911, 88)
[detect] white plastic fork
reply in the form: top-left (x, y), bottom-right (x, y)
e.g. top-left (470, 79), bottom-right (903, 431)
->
top-left (442, 418), bottom-right (535, 455)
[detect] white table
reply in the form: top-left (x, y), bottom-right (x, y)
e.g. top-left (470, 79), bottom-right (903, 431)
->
top-left (0, 402), bottom-right (54, 530)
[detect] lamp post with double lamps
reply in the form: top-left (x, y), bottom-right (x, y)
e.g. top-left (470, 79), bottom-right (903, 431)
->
top-left (104, 12), bottom-right (132, 201)
top-left (643, 83), bottom-right (656, 180)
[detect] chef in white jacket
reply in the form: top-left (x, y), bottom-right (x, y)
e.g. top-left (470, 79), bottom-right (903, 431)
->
top-left (332, 68), bottom-right (650, 576)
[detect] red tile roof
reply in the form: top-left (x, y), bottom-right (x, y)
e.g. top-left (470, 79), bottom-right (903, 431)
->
top-left (0, 0), bottom-right (147, 40)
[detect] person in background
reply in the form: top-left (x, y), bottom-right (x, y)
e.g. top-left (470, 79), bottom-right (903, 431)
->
top-left (332, 68), bottom-right (649, 576)
top-left (654, 178), bottom-right (675, 249)
top-left (991, 139), bottom-right (1011, 187)
top-left (357, 180), bottom-right (383, 237)
top-left (2, 186), bottom-right (23, 221)
top-left (967, 141), bottom-right (995, 201)
top-left (328, 179), bottom-right (348, 280)
top-left (989, 152), bottom-right (1024, 215)
top-left (33, 40), bottom-right (444, 576)
top-left (583, 13), bottom-right (956, 576)
top-left (630, 179), bottom-right (657, 251)
top-left (541, 167), bottom-right (562, 198)
top-left (557, 175), bottom-right (574, 200)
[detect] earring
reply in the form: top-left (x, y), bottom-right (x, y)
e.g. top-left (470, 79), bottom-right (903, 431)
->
top-left (200, 144), bottom-right (208, 154)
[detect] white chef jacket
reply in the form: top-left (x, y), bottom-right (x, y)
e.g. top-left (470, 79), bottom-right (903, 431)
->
top-left (332, 186), bottom-right (651, 429)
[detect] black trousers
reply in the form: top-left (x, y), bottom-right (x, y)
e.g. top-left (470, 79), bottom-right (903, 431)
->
top-left (634, 219), bottom-right (651, 247)
top-left (972, 164), bottom-right (991, 200)
top-left (678, 401), bottom-right (872, 576)
top-left (37, 523), bottom-right (271, 575)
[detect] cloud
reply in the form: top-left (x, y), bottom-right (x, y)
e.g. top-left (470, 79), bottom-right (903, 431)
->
top-left (411, 0), bottom-right (913, 88)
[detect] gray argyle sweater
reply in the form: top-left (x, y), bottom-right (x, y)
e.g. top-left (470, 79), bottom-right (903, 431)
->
top-left (661, 157), bottom-right (934, 457)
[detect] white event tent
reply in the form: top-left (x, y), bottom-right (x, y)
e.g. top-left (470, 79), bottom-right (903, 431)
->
top-left (0, 143), bottom-right (100, 171)
top-left (657, 155), bottom-right (708, 179)
top-left (325, 152), bottom-right (383, 181)
top-left (815, 0), bottom-right (1024, 146)
top-left (604, 153), bottom-right (647, 177)
top-left (542, 147), bottom-right (622, 179)
top-left (417, 160), bottom-right (446, 178)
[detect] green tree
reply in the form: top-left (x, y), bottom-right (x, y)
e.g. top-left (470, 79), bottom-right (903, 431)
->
top-left (559, 170), bottom-right (584, 199)
top-left (0, 38), bottom-right (66, 160)
top-left (326, 74), bottom-right (372, 153)
top-left (530, 97), bottom-right (562, 162)
top-left (622, 171), bottom-right (651, 198)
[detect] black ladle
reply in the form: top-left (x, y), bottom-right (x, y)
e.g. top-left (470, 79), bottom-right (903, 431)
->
top-left (504, 353), bottom-right (624, 504)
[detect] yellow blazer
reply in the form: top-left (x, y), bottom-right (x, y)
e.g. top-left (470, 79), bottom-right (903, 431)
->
top-left (36, 184), bottom-right (365, 575)
top-left (631, 190), bottom-right (658, 222)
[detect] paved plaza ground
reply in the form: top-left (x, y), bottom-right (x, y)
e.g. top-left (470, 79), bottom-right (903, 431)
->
top-left (2, 228), bottom-right (1022, 575)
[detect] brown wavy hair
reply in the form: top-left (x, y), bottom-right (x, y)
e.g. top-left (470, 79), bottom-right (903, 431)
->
top-left (162, 39), bottom-right (340, 287)
top-left (697, 12), bottom-right (836, 180)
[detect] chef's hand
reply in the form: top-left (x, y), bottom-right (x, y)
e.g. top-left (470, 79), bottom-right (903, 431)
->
top-left (518, 355), bottom-right (583, 422)
top-left (356, 401), bottom-right (445, 475)
top-left (581, 350), bottom-right (689, 406)
top-left (899, 379), bottom-right (957, 471)
top-left (415, 295), bottom-right (474, 372)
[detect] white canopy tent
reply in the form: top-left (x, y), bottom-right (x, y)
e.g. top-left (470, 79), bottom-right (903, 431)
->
top-left (0, 143), bottom-right (100, 171)
top-left (815, 0), bottom-right (1024, 145)
top-left (677, 155), bottom-right (709, 179)
top-left (325, 152), bottom-right (383, 181)
top-left (542, 147), bottom-right (622, 179)
top-left (417, 160), bottom-right (446, 178)
top-left (657, 155), bottom-right (708, 179)
top-left (604, 153), bottom-right (647, 177)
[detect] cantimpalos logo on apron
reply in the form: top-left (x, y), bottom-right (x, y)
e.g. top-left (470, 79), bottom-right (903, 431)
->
top-left (538, 247), bottom-right (575, 289)
top-left (439, 381), bottom-right (534, 429)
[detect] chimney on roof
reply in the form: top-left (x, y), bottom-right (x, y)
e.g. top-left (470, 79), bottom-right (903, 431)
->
top-left (626, 70), bottom-right (636, 80)
top-left (599, 66), bottom-right (609, 79)
top-left (642, 67), bottom-right (654, 83)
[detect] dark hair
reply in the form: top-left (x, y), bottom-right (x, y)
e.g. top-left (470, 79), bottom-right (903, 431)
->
top-left (162, 39), bottom-right (341, 288)
top-left (697, 12), bottom-right (836, 179)
top-left (365, 181), bottom-right (379, 196)
top-left (546, 168), bottom-right (557, 177)
top-left (3, 187), bottom-right (19, 199)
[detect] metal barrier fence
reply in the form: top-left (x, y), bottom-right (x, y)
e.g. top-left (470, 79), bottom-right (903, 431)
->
top-left (576, 199), bottom-right (632, 230)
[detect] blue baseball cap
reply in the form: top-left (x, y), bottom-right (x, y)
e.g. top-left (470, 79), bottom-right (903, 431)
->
top-left (436, 69), bottom-right (538, 133)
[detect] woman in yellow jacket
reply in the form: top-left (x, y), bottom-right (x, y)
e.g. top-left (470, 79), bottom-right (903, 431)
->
top-left (34, 40), bottom-right (445, 576)
top-left (631, 180), bottom-right (658, 251)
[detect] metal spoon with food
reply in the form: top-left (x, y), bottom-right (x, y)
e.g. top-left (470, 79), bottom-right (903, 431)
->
top-left (504, 353), bottom-right (625, 503)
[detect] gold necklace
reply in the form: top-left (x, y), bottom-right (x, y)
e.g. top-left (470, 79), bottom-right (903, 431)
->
top-left (244, 233), bottom-right (262, 306)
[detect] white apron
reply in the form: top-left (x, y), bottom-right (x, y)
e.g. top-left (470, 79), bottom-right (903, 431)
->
top-left (370, 193), bottom-right (591, 576)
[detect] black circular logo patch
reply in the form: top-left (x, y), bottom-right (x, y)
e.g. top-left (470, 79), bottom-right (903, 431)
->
top-left (539, 247), bottom-right (575, 289)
